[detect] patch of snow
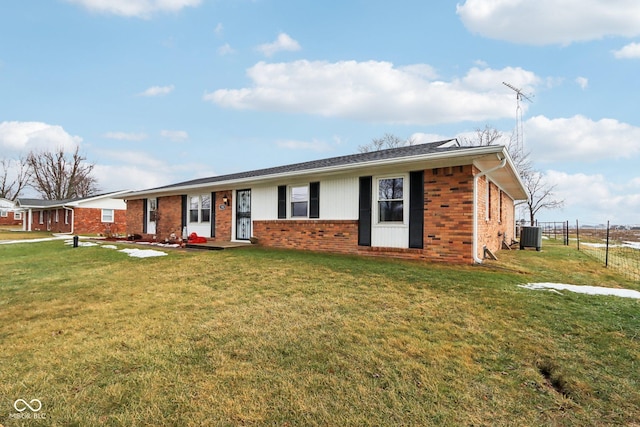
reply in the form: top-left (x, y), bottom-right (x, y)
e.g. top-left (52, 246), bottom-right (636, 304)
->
top-left (519, 283), bottom-right (640, 299)
top-left (623, 241), bottom-right (640, 250)
top-left (64, 240), bottom-right (99, 247)
top-left (102, 245), bottom-right (118, 250)
top-left (0, 236), bottom-right (69, 245)
top-left (118, 248), bottom-right (167, 258)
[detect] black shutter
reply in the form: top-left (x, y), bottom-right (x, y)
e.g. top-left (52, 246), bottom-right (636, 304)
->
top-left (181, 195), bottom-right (187, 234)
top-left (142, 199), bottom-right (148, 233)
top-left (409, 170), bottom-right (424, 249)
top-left (277, 185), bottom-right (287, 219)
top-left (358, 176), bottom-right (372, 246)
top-left (309, 182), bottom-right (320, 219)
top-left (210, 192), bottom-right (216, 238)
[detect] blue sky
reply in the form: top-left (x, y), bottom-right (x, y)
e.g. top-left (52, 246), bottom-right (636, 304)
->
top-left (1, 0), bottom-right (639, 224)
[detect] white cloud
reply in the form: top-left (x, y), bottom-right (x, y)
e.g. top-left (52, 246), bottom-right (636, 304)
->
top-left (214, 23), bottom-right (224, 36)
top-left (613, 42), bottom-right (640, 59)
top-left (256, 33), bottom-right (301, 57)
top-left (160, 130), bottom-right (188, 142)
top-left (93, 150), bottom-right (214, 192)
top-left (276, 139), bottom-right (333, 152)
top-left (525, 115), bottom-right (640, 162)
top-left (218, 43), bottom-right (235, 56)
top-left (457, 0), bottom-right (640, 45)
top-left (138, 85), bottom-right (174, 97)
top-left (410, 133), bottom-right (450, 145)
top-left (204, 60), bottom-right (539, 125)
top-left (0, 121), bottom-right (82, 153)
top-left (575, 76), bottom-right (589, 90)
top-left (65, 0), bottom-right (201, 18)
top-left (103, 131), bottom-right (148, 141)
top-left (544, 170), bottom-right (640, 224)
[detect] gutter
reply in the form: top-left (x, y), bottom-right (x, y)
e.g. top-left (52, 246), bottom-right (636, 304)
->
top-left (473, 155), bottom-right (507, 264)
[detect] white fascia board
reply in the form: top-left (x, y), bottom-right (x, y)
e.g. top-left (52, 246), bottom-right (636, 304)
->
top-left (124, 145), bottom-right (507, 199)
top-left (66, 190), bottom-right (131, 207)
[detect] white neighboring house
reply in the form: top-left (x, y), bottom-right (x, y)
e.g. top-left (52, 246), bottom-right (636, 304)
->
top-left (17, 191), bottom-right (129, 235)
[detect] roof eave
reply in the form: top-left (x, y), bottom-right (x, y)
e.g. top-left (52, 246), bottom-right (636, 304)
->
top-left (120, 145), bottom-right (515, 199)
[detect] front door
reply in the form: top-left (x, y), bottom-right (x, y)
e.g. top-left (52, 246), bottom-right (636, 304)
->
top-left (236, 189), bottom-right (251, 240)
top-left (147, 198), bottom-right (157, 235)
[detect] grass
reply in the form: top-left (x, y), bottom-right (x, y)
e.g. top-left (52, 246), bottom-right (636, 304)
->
top-left (1, 239), bottom-right (639, 426)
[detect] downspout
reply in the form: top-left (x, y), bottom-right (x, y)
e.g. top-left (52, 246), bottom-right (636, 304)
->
top-left (473, 155), bottom-right (507, 264)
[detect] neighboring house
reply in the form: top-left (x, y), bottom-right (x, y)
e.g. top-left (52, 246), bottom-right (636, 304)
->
top-left (0, 198), bottom-right (23, 226)
top-left (121, 140), bottom-right (527, 263)
top-left (17, 191), bottom-right (129, 235)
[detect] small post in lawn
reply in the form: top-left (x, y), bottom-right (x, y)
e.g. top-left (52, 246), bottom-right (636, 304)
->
top-left (73, 235), bottom-right (79, 248)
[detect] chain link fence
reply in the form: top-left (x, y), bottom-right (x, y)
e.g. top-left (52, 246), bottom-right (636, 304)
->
top-left (533, 221), bottom-right (640, 281)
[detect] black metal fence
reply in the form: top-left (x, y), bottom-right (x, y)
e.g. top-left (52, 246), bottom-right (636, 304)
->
top-left (534, 221), bottom-right (640, 281)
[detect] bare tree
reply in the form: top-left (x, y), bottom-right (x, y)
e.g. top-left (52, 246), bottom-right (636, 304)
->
top-left (0, 157), bottom-right (31, 201)
top-left (460, 125), bottom-right (562, 225)
top-left (26, 146), bottom-right (99, 200)
top-left (358, 133), bottom-right (416, 153)
top-left (521, 170), bottom-right (564, 226)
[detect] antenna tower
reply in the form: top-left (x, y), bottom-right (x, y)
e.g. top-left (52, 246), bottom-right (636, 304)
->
top-left (502, 81), bottom-right (533, 158)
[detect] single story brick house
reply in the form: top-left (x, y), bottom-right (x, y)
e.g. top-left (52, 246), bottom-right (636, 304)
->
top-left (121, 140), bottom-right (527, 263)
top-left (0, 198), bottom-right (23, 226)
top-left (17, 190), bottom-right (128, 235)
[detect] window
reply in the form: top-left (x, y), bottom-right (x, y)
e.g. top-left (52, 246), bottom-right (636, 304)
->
top-left (201, 194), bottom-right (211, 222)
top-left (291, 185), bottom-right (308, 217)
top-left (189, 195), bottom-right (211, 223)
top-left (378, 177), bottom-right (404, 222)
top-left (0, 210), bottom-right (7, 217)
top-left (149, 199), bottom-right (158, 222)
top-left (14, 211), bottom-right (22, 220)
top-left (102, 209), bottom-right (114, 223)
top-left (65, 209), bottom-right (69, 225)
top-left (55, 210), bottom-right (59, 223)
top-left (39, 211), bottom-right (44, 224)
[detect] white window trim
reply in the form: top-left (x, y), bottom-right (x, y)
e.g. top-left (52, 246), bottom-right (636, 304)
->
top-left (14, 211), bottom-right (22, 220)
top-left (289, 184), bottom-right (309, 218)
top-left (189, 194), bottom-right (211, 223)
top-left (0, 210), bottom-right (7, 218)
top-left (101, 209), bottom-right (115, 223)
top-left (374, 174), bottom-right (408, 227)
top-left (39, 211), bottom-right (44, 224)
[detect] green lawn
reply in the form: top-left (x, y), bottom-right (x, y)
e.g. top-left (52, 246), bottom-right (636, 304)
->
top-left (1, 240), bottom-right (638, 426)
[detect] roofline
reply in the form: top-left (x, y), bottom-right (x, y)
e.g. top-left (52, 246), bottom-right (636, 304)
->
top-left (121, 145), bottom-right (524, 199)
top-left (17, 190), bottom-right (130, 209)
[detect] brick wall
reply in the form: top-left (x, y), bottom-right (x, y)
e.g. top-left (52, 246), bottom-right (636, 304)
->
top-left (157, 195), bottom-right (183, 240)
top-left (423, 166), bottom-right (475, 263)
top-left (212, 192), bottom-right (233, 241)
top-left (126, 199), bottom-right (144, 236)
top-left (74, 207), bottom-right (126, 235)
top-left (253, 220), bottom-right (359, 253)
top-left (475, 173), bottom-right (516, 258)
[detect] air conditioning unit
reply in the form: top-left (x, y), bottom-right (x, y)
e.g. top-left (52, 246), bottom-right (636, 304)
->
top-left (520, 226), bottom-right (542, 251)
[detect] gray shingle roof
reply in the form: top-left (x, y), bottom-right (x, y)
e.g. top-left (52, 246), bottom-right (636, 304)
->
top-left (148, 139), bottom-right (460, 192)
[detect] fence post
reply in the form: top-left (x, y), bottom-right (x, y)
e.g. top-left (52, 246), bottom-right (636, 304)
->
top-left (605, 220), bottom-right (610, 268)
top-left (576, 219), bottom-right (580, 251)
